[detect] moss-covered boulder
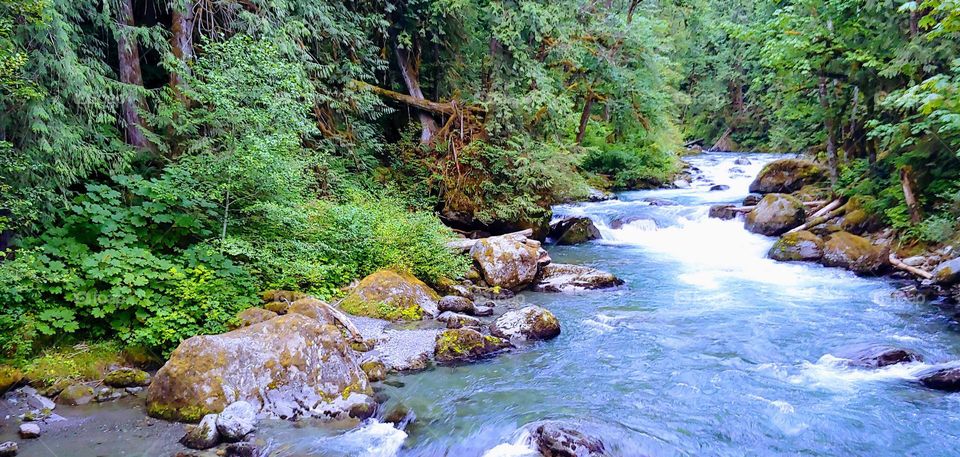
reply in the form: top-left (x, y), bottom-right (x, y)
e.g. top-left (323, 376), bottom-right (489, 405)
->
top-left (146, 313), bottom-right (372, 422)
top-left (932, 257), bottom-right (960, 286)
top-left (768, 231), bottom-right (824, 262)
top-left (532, 264), bottom-right (623, 293)
top-left (471, 236), bottom-right (541, 291)
top-left (749, 159), bottom-right (828, 194)
top-left (821, 231), bottom-right (888, 275)
top-left (57, 384), bottom-right (95, 406)
top-left (792, 185), bottom-right (832, 202)
top-left (0, 365), bottom-right (23, 393)
top-left (838, 209), bottom-right (881, 235)
top-left (233, 307), bottom-right (278, 329)
top-left (744, 194), bottom-right (805, 236)
top-left (339, 270), bottom-right (440, 321)
top-left (264, 301), bottom-right (290, 315)
top-left (260, 290), bottom-right (307, 303)
top-left (491, 306), bottom-right (561, 342)
top-left (434, 329), bottom-right (510, 363)
top-left (103, 368), bottom-right (150, 388)
top-left (549, 217), bottom-right (602, 245)
top-left (360, 360), bottom-right (386, 382)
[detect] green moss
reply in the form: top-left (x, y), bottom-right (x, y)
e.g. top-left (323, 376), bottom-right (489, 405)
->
top-left (146, 402), bottom-right (212, 423)
top-left (104, 368), bottom-right (150, 388)
top-left (0, 365), bottom-right (23, 392)
top-left (339, 270), bottom-right (437, 321)
top-left (435, 329), bottom-right (507, 362)
top-left (22, 342), bottom-right (124, 387)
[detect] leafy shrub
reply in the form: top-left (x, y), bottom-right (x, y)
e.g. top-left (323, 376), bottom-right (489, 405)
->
top-left (580, 127), bottom-right (681, 189)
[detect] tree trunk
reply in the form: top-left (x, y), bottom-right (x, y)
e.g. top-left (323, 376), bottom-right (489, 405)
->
top-left (818, 75), bottom-right (838, 184)
top-left (170, 0), bottom-right (195, 102)
top-left (394, 45), bottom-right (439, 143)
top-left (900, 165), bottom-right (923, 224)
top-left (575, 92), bottom-right (594, 145)
top-left (117, 0), bottom-right (150, 149)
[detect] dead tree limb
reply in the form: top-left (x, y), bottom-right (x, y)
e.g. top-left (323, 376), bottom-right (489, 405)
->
top-left (889, 254), bottom-right (932, 280)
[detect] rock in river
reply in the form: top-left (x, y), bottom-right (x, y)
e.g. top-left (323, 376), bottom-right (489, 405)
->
top-left (434, 328), bottom-right (510, 363)
top-left (748, 158), bottom-right (829, 194)
top-left (0, 441), bottom-right (17, 457)
top-left (471, 235), bottom-right (541, 291)
top-left (147, 313), bottom-right (372, 422)
top-left (833, 344), bottom-right (923, 369)
top-left (932, 257), bottom-right (960, 286)
top-left (525, 421), bottom-right (607, 457)
top-left (549, 217), bottom-right (602, 245)
top-left (216, 401), bottom-right (257, 441)
top-left (18, 423), bottom-right (40, 439)
top-left (768, 231), bottom-right (823, 262)
top-left (438, 295), bottom-right (476, 314)
top-left (57, 384), bottom-right (95, 406)
top-left (919, 366), bottom-right (960, 392)
top-left (744, 193), bottom-right (805, 236)
top-left (491, 306), bottom-right (561, 342)
top-left (180, 414), bottom-right (220, 449)
top-left (436, 311), bottom-right (483, 329)
top-left (821, 231), bottom-right (888, 276)
top-left (339, 270), bottom-right (440, 320)
top-left (533, 264), bottom-right (623, 293)
top-left (708, 204), bottom-right (738, 221)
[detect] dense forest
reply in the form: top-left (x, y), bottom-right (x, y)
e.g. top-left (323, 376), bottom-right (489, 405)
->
top-left (1, 0), bottom-right (959, 363)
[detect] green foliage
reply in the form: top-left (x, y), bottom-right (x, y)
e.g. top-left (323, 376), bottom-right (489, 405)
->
top-left (579, 121), bottom-right (682, 189)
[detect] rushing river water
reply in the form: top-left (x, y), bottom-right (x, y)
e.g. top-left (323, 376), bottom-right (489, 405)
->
top-left (303, 152), bottom-right (960, 456)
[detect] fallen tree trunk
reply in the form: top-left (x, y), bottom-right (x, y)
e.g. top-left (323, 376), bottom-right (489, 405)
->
top-left (889, 253), bottom-right (932, 280)
top-left (786, 203), bottom-right (849, 234)
top-left (808, 198), bottom-right (844, 221)
top-left (350, 80), bottom-right (484, 117)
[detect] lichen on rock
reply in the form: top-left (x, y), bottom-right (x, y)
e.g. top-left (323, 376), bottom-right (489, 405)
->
top-left (339, 270), bottom-right (440, 321)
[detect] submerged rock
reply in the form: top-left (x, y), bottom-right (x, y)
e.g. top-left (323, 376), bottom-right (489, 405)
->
top-left (749, 159), bottom-right (829, 194)
top-left (587, 188), bottom-right (616, 202)
top-left (932, 257), bottom-right (960, 286)
top-left (533, 264), bottom-right (623, 293)
top-left (742, 194), bottom-right (762, 206)
top-left (216, 401), bottom-right (257, 441)
top-left (180, 414), bottom-right (220, 450)
top-left (744, 193), bottom-right (805, 236)
top-left (339, 270), bottom-right (440, 320)
top-left (549, 217), bottom-right (602, 245)
top-left (147, 313), bottom-right (372, 422)
top-left (233, 307), bottom-right (278, 329)
top-left (768, 231), bottom-right (824, 262)
top-left (526, 421), bottom-right (607, 457)
top-left (491, 306), bottom-right (561, 342)
top-left (434, 329), bottom-right (509, 363)
top-left (225, 442), bottom-right (259, 457)
top-left (471, 235), bottom-right (541, 291)
top-left (104, 368), bottom-right (150, 388)
top-left (919, 366), bottom-right (960, 392)
top-left (710, 184), bottom-right (730, 192)
top-left (833, 344), bottom-right (923, 369)
top-left (821, 231), bottom-right (888, 276)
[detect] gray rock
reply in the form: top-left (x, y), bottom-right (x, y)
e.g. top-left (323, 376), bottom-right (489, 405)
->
top-left (932, 257), bottom-right (960, 286)
top-left (18, 423), bottom-right (40, 439)
top-left (708, 205), bottom-right (738, 221)
top-left (833, 344), bottom-right (923, 369)
top-left (533, 264), bottom-right (623, 293)
top-left (491, 306), bottom-right (561, 342)
top-left (56, 384), bottom-right (94, 406)
top-left (471, 235), bottom-right (541, 291)
top-left (525, 421), bottom-right (607, 457)
top-left (373, 329), bottom-right (439, 372)
top-left (225, 442), bottom-right (259, 457)
top-left (216, 401), bottom-right (257, 441)
top-left (768, 231), bottom-right (824, 262)
top-left (710, 184), bottom-right (730, 191)
top-left (744, 193), bottom-right (805, 236)
top-left (436, 311), bottom-right (483, 329)
top-left (735, 157), bottom-right (752, 165)
top-left (0, 441), bottom-right (17, 457)
top-left (920, 366), bottom-right (960, 391)
top-left (473, 304), bottom-right (495, 316)
top-left (743, 194), bottom-right (762, 206)
top-left (438, 296), bottom-right (476, 314)
top-left (95, 387), bottom-right (123, 403)
top-left (19, 387), bottom-right (55, 411)
top-left (549, 217), bottom-right (602, 245)
top-left (180, 414), bottom-right (220, 450)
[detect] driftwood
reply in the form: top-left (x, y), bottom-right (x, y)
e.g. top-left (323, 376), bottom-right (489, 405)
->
top-left (808, 198), bottom-right (844, 221)
top-left (889, 254), bottom-right (933, 280)
top-left (786, 202), bottom-right (849, 234)
top-left (317, 301), bottom-right (365, 342)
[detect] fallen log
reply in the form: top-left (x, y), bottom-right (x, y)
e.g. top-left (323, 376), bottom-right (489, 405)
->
top-left (786, 203), bottom-right (849, 234)
top-left (350, 80), bottom-right (484, 116)
top-left (808, 198), bottom-right (844, 221)
top-left (889, 253), bottom-right (932, 280)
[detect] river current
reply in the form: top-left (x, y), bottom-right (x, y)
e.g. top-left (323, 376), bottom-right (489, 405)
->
top-left (303, 152), bottom-right (960, 456)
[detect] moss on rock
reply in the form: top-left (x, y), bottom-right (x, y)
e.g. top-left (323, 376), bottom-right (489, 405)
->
top-left (104, 367), bottom-right (150, 388)
top-left (768, 231), bottom-right (824, 262)
top-left (822, 231), bottom-right (888, 275)
top-left (0, 365), bottom-right (23, 393)
top-left (744, 194), bottom-right (805, 236)
top-left (435, 328), bottom-right (509, 362)
top-left (749, 159), bottom-right (828, 194)
top-left (339, 270), bottom-right (439, 321)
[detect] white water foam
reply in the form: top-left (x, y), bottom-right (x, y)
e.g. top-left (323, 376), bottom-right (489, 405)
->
top-left (786, 355), bottom-right (939, 392)
top-left (482, 430), bottom-right (538, 457)
top-left (311, 421), bottom-right (407, 457)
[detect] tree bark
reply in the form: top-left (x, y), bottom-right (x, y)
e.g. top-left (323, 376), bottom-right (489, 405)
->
top-left (170, 0), bottom-right (195, 102)
top-left (900, 165), bottom-right (923, 224)
top-left (117, 0), bottom-right (150, 149)
top-left (351, 80), bottom-right (482, 116)
top-left (818, 75), bottom-right (838, 184)
top-left (575, 92), bottom-right (594, 145)
top-left (394, 45), bottom-right (439, 143)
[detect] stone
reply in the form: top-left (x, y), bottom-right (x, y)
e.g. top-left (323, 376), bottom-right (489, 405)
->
top-left (768, 231), bottom-right (824, 262)
top-left (216, 401), bottom-right (257, 441)
top-left (180, 414), bottom-right (220, 450)
top-left (0, 441), bottom-right (17, 457)
top-left (932, 257), bottom-right (960, 287)
top-left (920, 366), bottom-right (960, 392)
top-left (549, 217), bottom-right (602, 245)
top-left (104, 367), bottom-right (150, 388)
top-left (839, 209), bottom-right (881, 235)
top-left (821, 231), bottom-right (888, 276)
top-left (339, 270), bottom-right (440, 320)
top-left (735, 157), bottom-right (752, 165)
top-left (710, 184), bottom-right (730, 191)
top-left (225, 442), bottom-right (258, 457)
top-left (233, 307), bottom-right (278, 328)
top-left (95, 387), bottom-right (123, 403)
top-left (384, 403), bottom-right (415, 426)
top-left (434, 329), bottom-right (510, 363)
top-left (491, 306), bottom-right (561, 342)
top-left (361, 360), bottom-right (387, 382)
top-left (587, 188), bottom-right (616, 202)
top-left (744, 193), bottom-right (805, 236)
top-left (742, 194), bottom-right (762, 206)
top-left (471, 236), bottom-right (541, 291)
top-left (708, 205), bottom-right (738, 221)
top-left (436, 311), bottom-right (483, 329)
top-left (0, 365), bottom-right (23, 393)
top-left (643, 198), bottom-right (676, 206)
top-left (834, 344), bottom-right (923, 369)
top-left (18, 423), bottom-right (40, 439)
top-left (56, 384), bottom-right (95, 406)
top-left (147, 314), bottom-right (372, 422)
top-left (260, 290), bottom-right (307, 303)
top-left (533, 264), bottom-right (624, 293)
top-left (437, 296), bottom-right (476, 314)
top-left (373, 329), bottom-right (437, 372)
top-left (749, 159), bottom-right (829, 194)
top-left (473, 304), bottom-right (495, 316)
top-left (525, 421), bottom-right (606, 457)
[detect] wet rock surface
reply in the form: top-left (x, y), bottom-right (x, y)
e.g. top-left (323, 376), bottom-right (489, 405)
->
top-left (744, 193), bottom-right (805, 236)
top-left (749, 158), bottom-right (828, 194)
top-left (471, 235), bottom-right (541, 291)
top-left (832, 344), bottom-right (923, 369)
top-left (919, 366), bottom-right (960, 392)
top-left (533, 263), bottom-right (623, 292)
top-left (549, 217), bottom-right (602, 245)
top-left (434, 329), bottom-right (510, 363)
top-left (491, 306), bottom-right (561, 342)
top-left (768, 231), bottom-right (824, 262)
top-left (525, 421), bottom-right (607, 457)
top-left (339, 270), bottom-right (440, 320)
top-left (821, 231), bottom-right (888, 276)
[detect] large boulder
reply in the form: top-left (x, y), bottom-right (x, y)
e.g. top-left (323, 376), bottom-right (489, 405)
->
top-left (832, 344), bottom-right (923, 369)
top-left (146, 313), bottom-right (372, 422)
top-left (437, 296), bottom-right (476, 314)
top-left (434, 329), bottom-right (509, 363)
top-left (533, 264), bottom-right (624, 293)
top-left (749, 159), bottom-right (829, 194)
top-left (339, 270), bottom-right (440, 320)
top-left (744, 194), bottom-right (805, 236)
top-left (549, 217), bottom-right (602, 245)
top-left (919, 366), bottom-right (960, 392)
top-left (233, 307), bottom-right (278, 329)
top-left (525, 421), bottom-right (607, 457)
top-left (821, 231), bottom-right (888, 276)
top-left (471, 236), bottom-right (541, 291)
top-left (932, 257), bottom-right (960, 286)
top-left (768, 231), bottom-right (824, 262)
top-left (491, 306), bottom-right (561, 342)
top-left (57, 384), bottom-right (95, 406)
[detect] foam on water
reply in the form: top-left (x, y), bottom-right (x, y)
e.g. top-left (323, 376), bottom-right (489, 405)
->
top-left (309, 421), bottom-right (407, 457)
top-left (481, 430), bottom-right (537, 457)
